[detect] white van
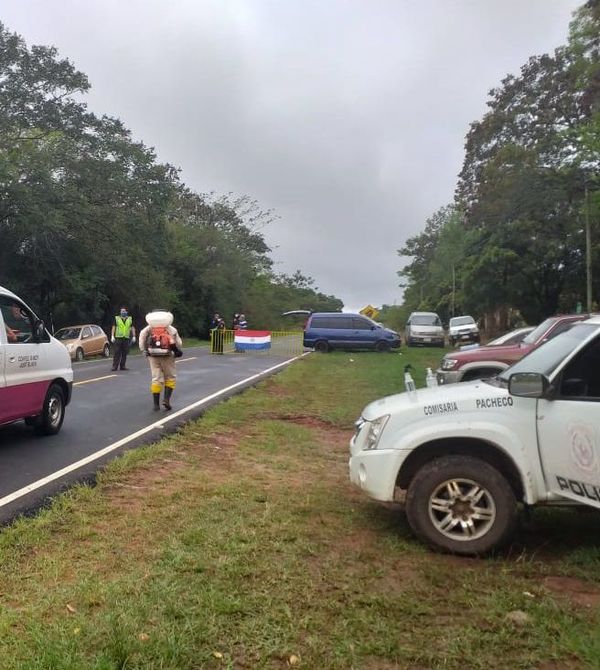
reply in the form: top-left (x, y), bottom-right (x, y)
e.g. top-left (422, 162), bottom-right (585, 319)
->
top-left (405, 311), bottom-right (445, 347)
top-left (0, 286), bottom-right (73, 435)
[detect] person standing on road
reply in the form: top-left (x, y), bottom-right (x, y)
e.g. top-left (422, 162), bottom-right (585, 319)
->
top-left (139, 310), bottom-right (183, 411)
top-left (111, 307), bottom-right (136, 371)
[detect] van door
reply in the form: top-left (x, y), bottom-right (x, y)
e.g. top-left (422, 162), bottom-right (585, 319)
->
top-left (352, 317), bottom-right (376, 347)
top-left (536, 335), bottom-right (600, 508)
top-left (0, 326), bottom-right (6, 423)
top-left (0, 295), bottom-right (48, 423)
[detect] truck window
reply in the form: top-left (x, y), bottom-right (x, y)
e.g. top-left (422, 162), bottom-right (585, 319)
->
top-left (558, 337), bottom-right (600, 399)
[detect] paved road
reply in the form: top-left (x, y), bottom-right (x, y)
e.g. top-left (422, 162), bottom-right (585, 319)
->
top-left (0, 346), bottom-right (305, 523)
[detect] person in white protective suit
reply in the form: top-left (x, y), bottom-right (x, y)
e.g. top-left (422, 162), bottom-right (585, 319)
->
top-left (139, 310), bottom-right (183, 411)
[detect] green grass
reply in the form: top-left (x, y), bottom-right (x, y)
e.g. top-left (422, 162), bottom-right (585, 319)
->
top-left (0, 347), bottom-right (598, 668)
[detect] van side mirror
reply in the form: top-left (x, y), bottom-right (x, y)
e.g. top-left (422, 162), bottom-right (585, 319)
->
top-left (509, 372), bottom-right (549, 398)
top-left (34, 319), bottom-right (46, 341)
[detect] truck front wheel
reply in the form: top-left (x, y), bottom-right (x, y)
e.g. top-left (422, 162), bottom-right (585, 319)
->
top-left (405, 455), bottom-right (517, 555)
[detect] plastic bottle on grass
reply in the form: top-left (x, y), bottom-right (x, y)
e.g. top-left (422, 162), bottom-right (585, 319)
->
top-left (404, 364), bottom-right (416, 393)
top-left (426, 367), bottom-right (438, 388)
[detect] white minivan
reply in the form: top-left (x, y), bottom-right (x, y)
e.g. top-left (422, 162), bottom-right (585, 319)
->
top-left (0, 286), bottom-right (73, 435)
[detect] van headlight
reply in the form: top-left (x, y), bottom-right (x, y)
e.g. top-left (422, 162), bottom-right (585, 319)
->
top-left (441, 358), bottom-right (458, 370)
top-left (364, 415), bottom-right (390, 450)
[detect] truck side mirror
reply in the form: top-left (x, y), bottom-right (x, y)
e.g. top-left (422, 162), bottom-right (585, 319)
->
top-left (509, 372), bottom-right (549, 398)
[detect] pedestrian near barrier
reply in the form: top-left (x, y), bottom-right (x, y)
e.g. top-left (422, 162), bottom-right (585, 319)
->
top-left (139, 310), bottom-right (183, 411)
top-left (211, 318), bottom-right (226, 354)
top-left (111, 306), bottom-right (136, 371)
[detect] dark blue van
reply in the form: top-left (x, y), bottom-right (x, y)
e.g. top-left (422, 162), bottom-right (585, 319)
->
top-left (284, 311), bottom-right (401, 353)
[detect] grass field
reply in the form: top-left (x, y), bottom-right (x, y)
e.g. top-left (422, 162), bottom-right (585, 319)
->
top-left (1, 347), bottom-right (599, 669)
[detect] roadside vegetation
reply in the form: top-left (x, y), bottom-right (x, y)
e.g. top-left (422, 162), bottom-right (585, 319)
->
top-left (0, 349), bottom-right (599, 669)
top-left (391, 1), bottom-right (600, 331)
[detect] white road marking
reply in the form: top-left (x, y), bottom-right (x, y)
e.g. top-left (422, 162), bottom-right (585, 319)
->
top-left (0, 353), bottom-right (310, 509)
top-left (74, 374), bottom-right (118, 386)
top-left (175, 357), bottom-right (197, 363)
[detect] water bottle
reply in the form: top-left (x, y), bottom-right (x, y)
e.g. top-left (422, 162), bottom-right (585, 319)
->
top-left (404, 364), bottom-right (416, 392)
top-left (426, 367), bottom-right (438, 388)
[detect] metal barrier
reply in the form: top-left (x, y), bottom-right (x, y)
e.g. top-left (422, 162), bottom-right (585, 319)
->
top-left (210, 329), bottom-right (305, 356)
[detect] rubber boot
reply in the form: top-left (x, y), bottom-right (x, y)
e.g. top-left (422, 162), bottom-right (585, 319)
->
top-left (162, 387), bottom-right (173, 411)
top-left (153, 393), bottom-right (160, 411)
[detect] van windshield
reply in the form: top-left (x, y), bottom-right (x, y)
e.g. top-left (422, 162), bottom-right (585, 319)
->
top-left (411, 315), bottom-right (440, 326)
top-left (55, 328), bottom-right (81, 340)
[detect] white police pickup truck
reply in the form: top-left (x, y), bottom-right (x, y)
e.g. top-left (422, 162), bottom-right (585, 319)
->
top-left (350, 317), bottom-right (600, 555)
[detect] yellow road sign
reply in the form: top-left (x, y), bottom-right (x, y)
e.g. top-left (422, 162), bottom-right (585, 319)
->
top-left (359, 305), bottom-right (379, 320)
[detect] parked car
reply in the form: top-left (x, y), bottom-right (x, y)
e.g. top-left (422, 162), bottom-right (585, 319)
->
top-left (448, 315), bottom-right (480, 346)
top-left (405, 311), bottom-right (445, 347)
top-left (282, 311), bottom-right (401, 353)
top-left (55, 324), bottom-right (110, 361)
top-left (349, 316), bottom-right (600, 554)
top-left (0, 285), bottom-right (73, 435)
top-left (437, 314), bottom-right (590, 384)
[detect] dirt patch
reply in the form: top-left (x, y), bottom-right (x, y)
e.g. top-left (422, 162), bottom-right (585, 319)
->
top-left (542, 575), bottom-right (600, 608)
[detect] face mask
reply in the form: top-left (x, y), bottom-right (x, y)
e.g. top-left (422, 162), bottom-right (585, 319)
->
top-left (120, 311), bottom-right (128, 317)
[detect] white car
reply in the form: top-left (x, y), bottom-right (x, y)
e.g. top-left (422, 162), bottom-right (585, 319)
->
top-left (350, 316), bottom-right (600, 555)
top-left (0, 286), bottom-right (73, 434)
top-left (448, 315), bottom-right (480, 346)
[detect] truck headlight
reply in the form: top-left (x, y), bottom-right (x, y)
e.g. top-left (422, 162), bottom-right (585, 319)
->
top-left (364, 415), bottom-right (389, 450)
top-left (441, 358), bottom-right (458, 370)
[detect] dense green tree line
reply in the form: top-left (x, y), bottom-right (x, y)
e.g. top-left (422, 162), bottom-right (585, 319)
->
top-left (398, 0), bottom-right (600, 327)
top-left (0, 23), bottom-right (342, 336)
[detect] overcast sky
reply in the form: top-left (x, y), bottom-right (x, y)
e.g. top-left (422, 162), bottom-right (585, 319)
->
top-left (0, 0), bottom-right (583, 311)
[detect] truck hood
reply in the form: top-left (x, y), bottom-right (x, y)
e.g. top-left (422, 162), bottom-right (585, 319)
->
top-left (361, 378), bottom-right (507, 422)
top-left (446, 342), bottom-right (531, 362)
top-left (449, 324), bottom-right (478, 334)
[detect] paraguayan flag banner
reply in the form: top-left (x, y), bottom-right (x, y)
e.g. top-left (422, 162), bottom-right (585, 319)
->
top-left (234, 330), bottom-right (272, 350)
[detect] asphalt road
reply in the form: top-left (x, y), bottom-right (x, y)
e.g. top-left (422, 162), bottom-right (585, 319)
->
top-left (0, 346), bottom-right (306, 523)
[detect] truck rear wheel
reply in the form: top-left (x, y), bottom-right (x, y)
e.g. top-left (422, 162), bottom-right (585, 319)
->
top-left (405, 455), bottom-right (517, 555)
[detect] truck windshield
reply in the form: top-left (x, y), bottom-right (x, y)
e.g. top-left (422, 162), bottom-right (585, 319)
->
top-left (498, 324), bottom-right (598, 382)
top-left (521, 317), bottom-right (556, 344)
top-left (450, 316), bottom-right (474, 327)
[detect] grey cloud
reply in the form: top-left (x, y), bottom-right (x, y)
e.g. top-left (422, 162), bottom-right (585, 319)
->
top-left (0, 0), bottom-right (582, 309)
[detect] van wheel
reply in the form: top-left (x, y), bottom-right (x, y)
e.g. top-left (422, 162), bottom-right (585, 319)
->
top-left (375, 341), bottom-right (390, 353)
top-left (405, 455), bottom-right (517, 555)
top-left (314, 340), bottom-right (330, 353)
top-left (102, 343), bottom-right (110, 358)
top-left (35, 384), bottom-right (66, 436)
top-left (75, 347), bottom-right (84, 362)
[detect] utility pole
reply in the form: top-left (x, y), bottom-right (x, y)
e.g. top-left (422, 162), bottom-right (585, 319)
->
top-left (585, 180), bottom-right (593, 312)
top-left (451, 263), bottom-right (456, 318)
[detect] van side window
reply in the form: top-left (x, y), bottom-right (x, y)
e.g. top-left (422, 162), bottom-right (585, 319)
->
top-left (353, 318), bottom-right (372, 329)
top-left (0, 297), bottom-right (34, 344)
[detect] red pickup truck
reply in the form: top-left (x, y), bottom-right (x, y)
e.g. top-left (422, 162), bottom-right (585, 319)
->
top-left (436, 314), bottom-right (591, 384)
